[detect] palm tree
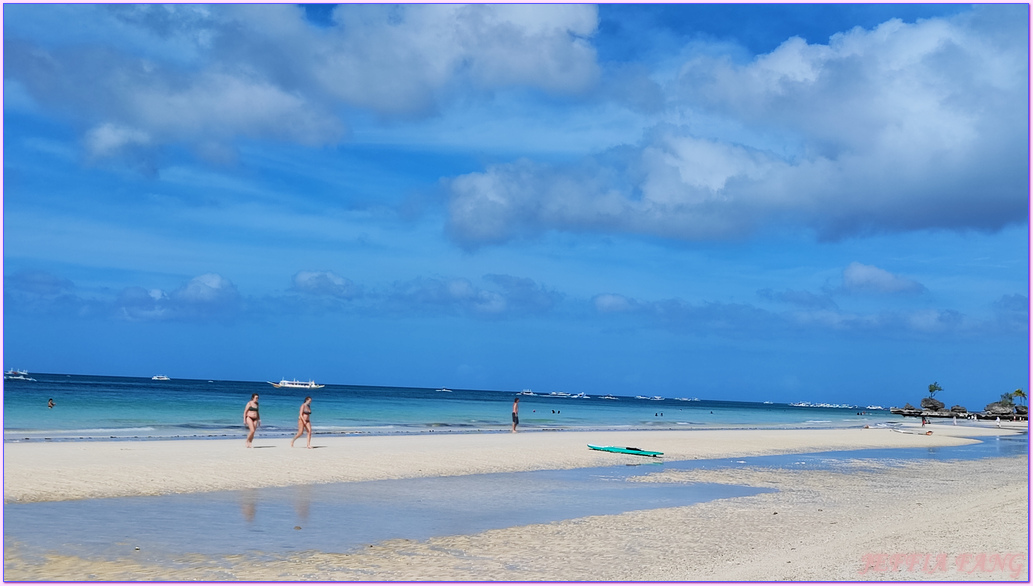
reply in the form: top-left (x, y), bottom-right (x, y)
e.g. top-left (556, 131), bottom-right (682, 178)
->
top-left (928, 382), bottom-right (943, 397)
top-left (1012, 389), bottom-right (1027, 407)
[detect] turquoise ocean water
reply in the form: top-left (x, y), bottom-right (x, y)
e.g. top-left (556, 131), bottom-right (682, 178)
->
top-left (4, 373), bottom-right (901, 442)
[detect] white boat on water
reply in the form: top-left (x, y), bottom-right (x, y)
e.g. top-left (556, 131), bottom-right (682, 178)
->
top-left (518, 389), bottom-right (535, 396)
top-left (4, 369), bottom-right (35, 381)
top-left (436, 388), bottom-right (452, 392)
top-left (152, 375), bottom-right (171, 381)
top-left (601, 395), bottom-right (619, 400)
top-left (268, 378), bottom-right (325, 389)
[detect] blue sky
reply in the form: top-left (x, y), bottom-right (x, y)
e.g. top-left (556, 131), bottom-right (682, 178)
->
top-left (3, 3), bottom-right (1029, 409)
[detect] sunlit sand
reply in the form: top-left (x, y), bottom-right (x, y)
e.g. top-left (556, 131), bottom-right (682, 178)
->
top-left (4, 424), bottom-right (1027, 580)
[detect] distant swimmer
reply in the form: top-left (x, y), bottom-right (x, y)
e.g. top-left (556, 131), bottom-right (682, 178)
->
top-left (47, 398), bottom-right (55, 409)
top-left (291, 396), bottom-right (313, 449)
top-left (511, 397), bottom-right (520, 433)
top-left (244, 393), bottom-right (260, 447)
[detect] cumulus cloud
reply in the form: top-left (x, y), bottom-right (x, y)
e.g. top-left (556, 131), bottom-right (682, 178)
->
top-left (291, 270), bottom-right (361, 299)
top-left (3, 270), bottom-right (242, 322)
top-left (387, 274), bottom-right (561, 317)
top-left (593, 293), bottom-right (642, 314)
top-left (841, 262), bottom-right (925, 295)
top-left (589, 279), bottom-right (1024, 339)
top-left (446, 7), bottom-right (1028, 246)
top-left (4, 4), bottom-right (600, 164)
top-left (119, 273), bottom-right (242, 321)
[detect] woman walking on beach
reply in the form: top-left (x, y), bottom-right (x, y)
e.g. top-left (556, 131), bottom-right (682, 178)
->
top-left (291, 396), bottom-right (313, 448)
top-left (244, 393), bottom-right (260, 447)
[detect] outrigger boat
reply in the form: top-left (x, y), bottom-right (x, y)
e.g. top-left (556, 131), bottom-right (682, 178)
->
top-left (268, 378), bottom-right (325, 389)
top-left (4, 369), bottom-right (35, 381)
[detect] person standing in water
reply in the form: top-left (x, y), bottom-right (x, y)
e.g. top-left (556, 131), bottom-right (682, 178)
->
top-left (511, 397), bottom-right (520, 433)
top-left (291, 396), bottom-right (313, 448)
top-left (244, 393), bottom-right (260, 447)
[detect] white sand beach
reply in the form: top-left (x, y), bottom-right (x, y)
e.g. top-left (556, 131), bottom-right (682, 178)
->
top-left (4, 422), bottom-right (1028, 580)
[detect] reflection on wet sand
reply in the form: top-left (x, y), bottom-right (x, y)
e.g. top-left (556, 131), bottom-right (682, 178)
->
top-left (240, 489), bottom-right (257, 523)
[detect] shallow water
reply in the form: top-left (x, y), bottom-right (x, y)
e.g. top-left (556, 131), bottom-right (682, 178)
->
top-left (4, 433), bottom-right (1025, 565)
top-left (4, 466), bottom-right (768, 563)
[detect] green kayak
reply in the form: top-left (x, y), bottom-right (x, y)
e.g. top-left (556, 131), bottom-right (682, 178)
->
top-left (587, 444), bottom-right (663, 457)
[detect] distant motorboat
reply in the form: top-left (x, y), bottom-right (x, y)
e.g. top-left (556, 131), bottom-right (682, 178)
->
top-left (518, 389), bottom-right (535, 396)
top-left (151, 375), bottom-right (171, 381)
top-left (635, 395), bottom-right (650, 400)
top-left (866, 405), bottom-right (886, 410)
top-left (649, 396), bottom-right (664, 401)
top-left (436, 388), bottom-right (452, 392)
top-left (571, 392), bottom-right (590, 399)
top-left (268, 378), bottom-right (325, 389)
top-left (601, 395), bottom-right (619, 400)
top-left (4, 369), bottom-right (35, 381)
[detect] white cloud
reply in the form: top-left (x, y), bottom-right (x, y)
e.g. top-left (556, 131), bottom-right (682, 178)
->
top-left (292, 271), bottom-right (360, 299)
top-left (5, 4), bottom-right (600, 164)
top-left (84, 123), bottom-right (152, 159)
top-left (841, 262), bottom-right (925, 295)
top-left (385, 274), bottom-right (561, 317)
top-left (446, 6), bottom-right (1028, 246)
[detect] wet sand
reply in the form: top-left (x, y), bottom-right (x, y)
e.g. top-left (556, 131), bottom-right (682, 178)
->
top-left (3, 423), bottom-right (1018, 503)
top-left (3, 423), bottom-right (1028, 580)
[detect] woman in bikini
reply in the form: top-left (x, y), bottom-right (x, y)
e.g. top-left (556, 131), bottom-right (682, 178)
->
top-left (244, 393), bottom-right (260, 447)
top-left (290, 396), bottom-right (313, 448)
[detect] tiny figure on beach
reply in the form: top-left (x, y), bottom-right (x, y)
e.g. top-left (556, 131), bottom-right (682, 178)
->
top-left (291, 396), bottom-right (313, 448)
top-left (511, 397), bottom-right (520, 433)
top-left (996, 417), bottom-right (1001, 428)
top-left (244, 393), bottom-right (260, 447)
top-left (47, 398), bottom-right (55, 409)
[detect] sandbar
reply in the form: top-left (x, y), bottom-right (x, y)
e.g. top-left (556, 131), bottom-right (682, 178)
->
top-left (3, 422), bottom-right (1023, 503)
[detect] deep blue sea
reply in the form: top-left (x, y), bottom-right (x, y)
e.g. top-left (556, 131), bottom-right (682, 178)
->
top-left (3, 373), bottom-right (903, 442)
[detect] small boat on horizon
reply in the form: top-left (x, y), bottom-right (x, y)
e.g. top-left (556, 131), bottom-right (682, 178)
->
top-left (268, 378), bottom-right (325, 389)
top-left (152, 374), bottom-right (171, 381)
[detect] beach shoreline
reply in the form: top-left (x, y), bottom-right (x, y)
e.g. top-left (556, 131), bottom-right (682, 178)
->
top-left (3, 424), bottom-right (1027, 581)
top-left (3, 423), bottom-right (1024, 503)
